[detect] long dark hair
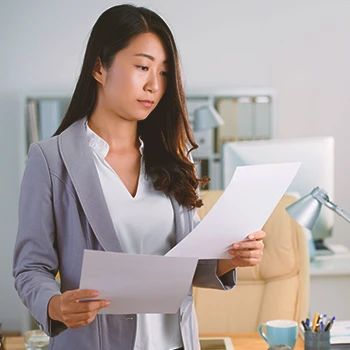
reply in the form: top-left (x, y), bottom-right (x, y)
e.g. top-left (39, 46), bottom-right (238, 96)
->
top-left (55, 4), bottom-right (208, 208)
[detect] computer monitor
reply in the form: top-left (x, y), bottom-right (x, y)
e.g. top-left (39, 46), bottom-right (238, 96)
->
top-left (221, 137), bottom-right (335, 247)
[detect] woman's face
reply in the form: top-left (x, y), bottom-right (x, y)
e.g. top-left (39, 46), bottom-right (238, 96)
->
top-left (95, 32), bottom-right (169, 122)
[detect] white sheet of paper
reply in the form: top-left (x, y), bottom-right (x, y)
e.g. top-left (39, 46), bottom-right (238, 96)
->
top-left (79, 250), bottom-right (198, 314)
top-left (166, 162), bottom-right (300, 259)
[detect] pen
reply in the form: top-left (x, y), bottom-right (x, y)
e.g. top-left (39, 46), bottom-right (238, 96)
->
top-left (320, 320), bottom-right (324, 332)
top-left (301, 320), bottom-right (309, 332)
top-left (312, 313), bottom-right (320, 331)
top-left (325, 316), bottom-right (336, 332)
top-left (315, 323), bottom-right (320, 333)
top-left (306, 318), bottom-right (311, 328)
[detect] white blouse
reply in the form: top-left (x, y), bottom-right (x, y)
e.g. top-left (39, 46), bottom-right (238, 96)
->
top-left (86, 122), bottom-right (183, 350)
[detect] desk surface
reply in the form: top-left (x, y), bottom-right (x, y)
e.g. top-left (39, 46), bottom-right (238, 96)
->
top-left (5, 333), bottom-right (304, 350)
top-left (201, 333), bottom-right (304, 350)
top-left (310, 244), bottom-right (350, 276)
top-left (3, 336), bottom-right (24, 350)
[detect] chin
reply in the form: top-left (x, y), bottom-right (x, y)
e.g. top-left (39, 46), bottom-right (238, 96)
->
top-left (125, 105), bottom-right (156, 121)
top-left (138, 110), bottom-right (155, 121)
top-left (134, 113), bottom-right (150, 121)
top-left (120, 111), bottom-right (150, 122)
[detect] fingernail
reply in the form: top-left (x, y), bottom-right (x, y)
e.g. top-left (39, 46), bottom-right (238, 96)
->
top-left (229, 249), bottom-right (235, 254)
top-left (249, 235), bottom-right (255, 240)
top-left (92, 292), bottom-right (99, 297)
top-left (105, 301), bottom-right (111, 306)
top-left (234, 244), bottom-right (239, 248)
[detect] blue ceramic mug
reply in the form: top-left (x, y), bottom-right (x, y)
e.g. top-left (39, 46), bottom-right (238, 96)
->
top-left (259, 319), bottom-right (298, 349)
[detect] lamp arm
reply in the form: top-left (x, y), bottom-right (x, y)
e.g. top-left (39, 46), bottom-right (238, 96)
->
top-left (323, 199), bottom-right (350, 224)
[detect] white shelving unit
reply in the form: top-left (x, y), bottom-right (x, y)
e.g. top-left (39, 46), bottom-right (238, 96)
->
top-left (186, 88), bottom-right (276, 190)
top-left (26, 97), bottom-right (70, 150)
top-left (24, 89), bottom-right (276, 191)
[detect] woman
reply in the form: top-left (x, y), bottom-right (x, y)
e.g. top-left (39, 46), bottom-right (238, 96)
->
top-left (13, 4), bottom-right (265, 350)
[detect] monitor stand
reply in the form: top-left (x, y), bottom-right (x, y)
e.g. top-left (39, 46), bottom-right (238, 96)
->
top-left (314, 239), bottom-right (333, 255)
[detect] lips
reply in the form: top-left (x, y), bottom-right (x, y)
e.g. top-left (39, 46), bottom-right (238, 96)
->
top-left (138, 100), bottom-right (154, 108)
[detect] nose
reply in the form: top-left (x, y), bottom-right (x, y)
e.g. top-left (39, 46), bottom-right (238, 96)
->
top-left (144, 71), bottom-right (161, 94)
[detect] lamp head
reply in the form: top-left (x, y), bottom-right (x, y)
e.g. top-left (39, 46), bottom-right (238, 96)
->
top-left (286, 187), bottom-right (328, 231)
top-left (193, 105), bottom-right (224, 131)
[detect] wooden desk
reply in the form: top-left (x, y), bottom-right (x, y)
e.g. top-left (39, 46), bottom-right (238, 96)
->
top-left (5, 333), bottom-right (304, 349)
top-left (3, 336), bottom-right (24, 350)
top-left (200, 333), bottom-right (304, 350)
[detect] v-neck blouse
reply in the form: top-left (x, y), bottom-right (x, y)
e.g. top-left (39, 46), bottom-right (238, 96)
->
top-left (85, 121), bottom-right (183, 350)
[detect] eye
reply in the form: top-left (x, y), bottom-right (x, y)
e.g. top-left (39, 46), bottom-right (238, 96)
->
top-left (136, 65), bottom-right (148, 71)
top-left (160, 71), bottom-right (168, 77)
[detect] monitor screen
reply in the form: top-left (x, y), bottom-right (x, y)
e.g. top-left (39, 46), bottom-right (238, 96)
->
top-left (221, 137), bottom-right (335, 242)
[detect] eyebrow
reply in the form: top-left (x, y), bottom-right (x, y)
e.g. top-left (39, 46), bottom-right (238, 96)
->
top-left (134, 53), bottom-right (169, 64)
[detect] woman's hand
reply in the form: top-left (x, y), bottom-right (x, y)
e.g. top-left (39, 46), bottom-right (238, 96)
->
top-left (48, 289), bottom-right (110, 329)
top-left (217, 230), bottom-right (266, 276)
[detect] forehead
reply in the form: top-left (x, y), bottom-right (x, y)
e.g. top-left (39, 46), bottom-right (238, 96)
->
top-left (121, 32), bottom-right (168, 61)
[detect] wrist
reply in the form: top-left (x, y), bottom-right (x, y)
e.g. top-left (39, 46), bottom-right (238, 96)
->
top-left (48, 295), bottom-right (62, 322)
top-left (217, 259), bottom-right (235, 277)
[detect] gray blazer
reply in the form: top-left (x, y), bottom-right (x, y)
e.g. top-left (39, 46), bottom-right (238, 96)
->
top-left (13, 118), bottom-right (235, 350)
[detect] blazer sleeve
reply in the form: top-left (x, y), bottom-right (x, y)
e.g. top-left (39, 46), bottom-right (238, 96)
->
top-left (191, 212), bottom-right (237, 290)
top-left (186, 149), bottom-right (236, 290)
top-left (13, 143), bottom-right (67, 336)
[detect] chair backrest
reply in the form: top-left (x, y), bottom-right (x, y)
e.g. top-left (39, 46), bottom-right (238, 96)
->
top-left (193, 190), bottom-right (310, 333)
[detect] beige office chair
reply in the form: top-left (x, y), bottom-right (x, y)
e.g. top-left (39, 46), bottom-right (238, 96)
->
top-left (193, 190), bottom-right (310, 333)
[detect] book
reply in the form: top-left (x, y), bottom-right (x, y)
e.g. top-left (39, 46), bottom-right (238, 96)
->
top-left (38, 99), bottom-right (62, 140)
top-left (27, 100), bottom-right (39, 145)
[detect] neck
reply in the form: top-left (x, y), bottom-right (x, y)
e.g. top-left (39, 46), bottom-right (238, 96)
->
top-left (88, 110), bottom-right (139, 153)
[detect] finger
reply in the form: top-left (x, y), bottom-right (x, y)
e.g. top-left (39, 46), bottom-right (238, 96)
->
top-left (247, 230), bottom-right (266, 240)
top-left (64, 289), bottom-right (100, 302)
top-left (77, 300), bottom-right (111, 312)
top-left (238, 257), bottom-right (261, 266)
top-left (231, 230), bottom-right (265, 247)
top-left (231, 240), bottom-right (264, 251)
top-left (67, 315), bottom-right (96, 329)
top-left (60, 301), bottom-right (110, 327)
top-left (64, 312), bottom-right (98, 329)
top-left (231, 249), bottom-right (263, 259)
top-left (230, 256), bottom-right (261, 267)
top-left (66, 300), bottom-right (110, 314)
top-left (230, 247), bottom-right (263, 257)
top-left (62, 310), bottom-right (96, 323)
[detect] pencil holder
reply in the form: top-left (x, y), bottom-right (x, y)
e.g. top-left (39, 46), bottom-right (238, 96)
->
top-left (304, 331), bottom-right (330, 350)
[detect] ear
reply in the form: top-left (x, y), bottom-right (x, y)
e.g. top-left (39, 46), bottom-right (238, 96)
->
top-left (92, 57), bottom-right (105, 85)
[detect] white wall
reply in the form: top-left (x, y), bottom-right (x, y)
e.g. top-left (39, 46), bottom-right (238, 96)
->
top-left (1, 0), bottom-right (350, 332)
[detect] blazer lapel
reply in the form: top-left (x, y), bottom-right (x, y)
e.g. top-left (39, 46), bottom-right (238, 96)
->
top-left (58, 118), bottom-right (123, 253)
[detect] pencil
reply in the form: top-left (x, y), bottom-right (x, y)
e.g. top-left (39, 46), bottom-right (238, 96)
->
top-left (312, 313), bottom-right (320, 331)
